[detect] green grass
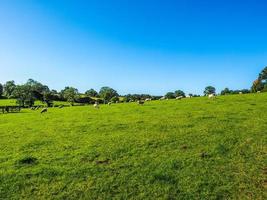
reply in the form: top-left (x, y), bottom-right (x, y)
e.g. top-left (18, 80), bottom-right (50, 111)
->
top-left (0, 94), bottom-right (266, 199)
top-left (0, 99), bottom-right (74, 107)
top-left (0, 99), bottom-right (17, 106)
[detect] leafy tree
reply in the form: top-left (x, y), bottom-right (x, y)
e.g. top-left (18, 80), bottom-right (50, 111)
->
top-left (110, 96), bottom-right (119, 103)
top-left (99, 87), bottom-right (118, 102)
top-left (174, 90), bottom-right (185, 97)
top-left (221, 88), bottom-right (231, 95)
top-left (258, 66), bottom-right (267, 82)
top-left (26, 79), bottom-right (49, 100)
top-left (43, 91), bottom-right (54, 107)
top-left (251, 79), bottom-right (264, 92)
top-left (0, 84), bottom-right (3, 97)
top-left (165, 92), bottom-right (175, 99)
top-left (75, 96), bottom-right (94, 104)
top-left (204, 86), bottom-right (216, 96)
top-left (251, 67), bottom-right (267, 92)
top-left (61, 87), bottom-right (78, 105)
top-left (85, 89), bottom-right (98, 97)
top-left (3, 80), bottom-right (16, 98)
top-left (13, 84), bottom-right (35, 107)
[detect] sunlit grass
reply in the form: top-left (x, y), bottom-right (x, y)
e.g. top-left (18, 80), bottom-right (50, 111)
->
top-left (0, 94), bottom-right (266, 199)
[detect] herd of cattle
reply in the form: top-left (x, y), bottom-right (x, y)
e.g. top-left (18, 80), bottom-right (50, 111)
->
top-left (0, 91), bottom-right (261, 114)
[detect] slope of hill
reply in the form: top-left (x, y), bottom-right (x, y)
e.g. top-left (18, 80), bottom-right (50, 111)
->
top-left (0, 94), bottom-right (266, 199)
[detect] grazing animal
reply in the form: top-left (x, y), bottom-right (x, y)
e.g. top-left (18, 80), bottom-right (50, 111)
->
top-left (94, 102), bottom-right (99, 109)
top-left (40, 108), bottom-right (47, 114)
top-left (145, 98), bottom-right (152, 101)
top-left (108, 102), bottom-right (112, 105)
top-left (239, 92), bottom-right (243, 94)
top-left (257, 91), bottom-right (261, 93)
top-left (208, 94), bottom-right (215, 99)
top-left (137, 100), bottom-right (145, 105)
top-left (59, 105), bottom-right (64, 108)
top-left (176, 96), bottom-right (183, 100)
top-left (159, 96), bottom-right (165, 100)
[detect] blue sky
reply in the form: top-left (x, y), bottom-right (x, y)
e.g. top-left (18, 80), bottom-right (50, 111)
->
top-left (0, 0), bottom-right (266, 95)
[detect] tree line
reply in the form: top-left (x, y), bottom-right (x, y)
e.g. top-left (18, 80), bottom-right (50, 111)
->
top-left (0, 66), bottom-right (266, 106)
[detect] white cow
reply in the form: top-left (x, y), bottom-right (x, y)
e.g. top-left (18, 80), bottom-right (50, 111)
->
top-left (176, 96), bottom-right (183, 100)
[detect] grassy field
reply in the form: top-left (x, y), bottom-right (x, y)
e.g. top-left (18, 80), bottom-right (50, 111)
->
top-left (0, 99), bottom-right (73, 107)
top-left (0, 94), bottom-right (266, 199)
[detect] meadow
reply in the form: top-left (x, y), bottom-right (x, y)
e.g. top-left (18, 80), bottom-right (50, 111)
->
top-left (0, 94), bottom-right (266, 199)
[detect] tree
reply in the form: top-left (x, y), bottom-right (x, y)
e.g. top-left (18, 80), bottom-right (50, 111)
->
top-left (204, 86), bottom-right (216, 96)
top-left (13, 84), bottom-right (35, 107)
top-left (26, 79), bottom-right (50, 100)
top-left (43, 91), bottom-right (54, 107)
top-left (258, 66), bottom-right (267, 82)
top-left (110, 96), bottom-right (119, 103)
top-left (85, 89), bottom-right (98, 97)
top-left (251, 79), bottom-right (264, 93)
top-left (165, 92), bottom-right (175, 99)
top-left (3, 80), bottom-right (16, 98)
top-left (174, 90), bottom-right (185, 97)
top-left (99, 87), bottom-right (118, 102)
top-left (0, 84), bottom-right (3, 97)
top-left (221, 88), bottom-right (231, 95)
top-left (61, 87), bottom-right (78, 105)
top-left (251, 67), bottom-right (267, 92)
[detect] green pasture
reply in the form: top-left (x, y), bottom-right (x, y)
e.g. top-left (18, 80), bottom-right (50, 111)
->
top-left (0, 94), bottom-right (266, 199)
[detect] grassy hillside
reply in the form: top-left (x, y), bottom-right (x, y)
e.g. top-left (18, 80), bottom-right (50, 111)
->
top-left (0, 94), bottom-right (266, 199)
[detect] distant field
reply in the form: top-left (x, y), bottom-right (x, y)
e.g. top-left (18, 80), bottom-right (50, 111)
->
top-left (0, 94), bottom-right (266, 199)
top-left (0, 99), bottom-right (73, 107)
top-left (0, 99), bottom-right (17, 106)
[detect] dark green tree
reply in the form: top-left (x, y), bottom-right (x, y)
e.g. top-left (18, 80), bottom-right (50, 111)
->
top-left (258, 66), bottom-right (267, 82)
top-left (13, 84), bottom-right (35, 107)
top-left (110, 96), bottom-right (119, 103)
top-left (26, 79), bottom-right (49, 100)
top-left (85, 89), bottom-right (98, 97)
top-left (99, 87), bottom-right (118, 102)
top-left (165, 92), bottom-right (175, 99)
top-left (174, 90), bottom-right (185, 97)
top-left (0, 84), bottom-right (3, 98)
top-left (61, 87), bottom-right (78, 105)
top-left (3, 80), bottom-right (16, 98)
top-left (204, 86), bottom-right (216, 96)
top-left (221, 88), bottom-right (231, 95)
top-left (251, 79), bottom-right (264, 92)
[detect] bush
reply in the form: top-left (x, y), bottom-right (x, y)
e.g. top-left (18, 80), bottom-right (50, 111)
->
top-left (110, 96), bottom-right (119, 103)
top-left (75, 96), bottom-right (94, 104)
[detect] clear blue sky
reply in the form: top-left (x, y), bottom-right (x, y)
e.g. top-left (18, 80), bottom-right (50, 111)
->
top-left (0, 0), bottom-right (266, 95)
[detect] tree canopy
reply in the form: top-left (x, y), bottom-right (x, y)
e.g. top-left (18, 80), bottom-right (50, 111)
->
top-left (252, 66), bottom-right (267, 92)
top-left (0, 84), bottom-right (3, 98)
top-left (204, 86), bottom-right (216, 96)
top-left (3, 80), bottom-right (16, 98)
top-left (99, 87), bottom-right (118, 102)
top-left (60, 87), bottom-right (79, 105)
top-left (85, 89), bottom-right (98, 97)
top-left (165, 92), bottom-right (176, 99)
top-left (174, 90), bottom-right (185, 97)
